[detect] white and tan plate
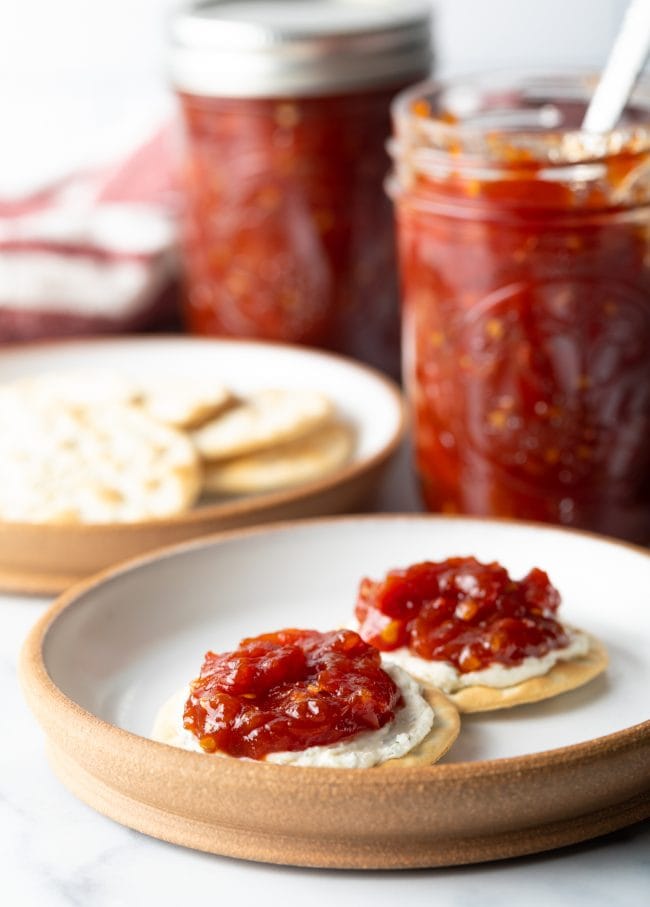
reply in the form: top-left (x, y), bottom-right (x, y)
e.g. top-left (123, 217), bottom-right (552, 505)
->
top-left (20, 516), bottom-right (650, 869)
top-left (0, 337), bottom-right (404, 594)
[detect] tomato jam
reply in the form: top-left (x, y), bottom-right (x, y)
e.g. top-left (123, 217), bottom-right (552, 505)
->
top-left (183, 629), bottom-right (402, 759)
top-left (178, 89), bottom-right (408, 376)
top-left (355, 556), bottom-right (570, 672)
top-left (390, 74), bottom-right (650, 541)
top-left (170, 1), bottom-right (432, 378)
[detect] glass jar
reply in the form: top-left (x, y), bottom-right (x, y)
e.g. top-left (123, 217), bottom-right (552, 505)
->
top-left (389, 72), bottom-right (650, 543)
top-left (170, 0), bottom-right (432, 378)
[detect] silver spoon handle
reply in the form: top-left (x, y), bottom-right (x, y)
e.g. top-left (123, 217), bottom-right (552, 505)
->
top-left (582, 0), bottom-right (650, 133)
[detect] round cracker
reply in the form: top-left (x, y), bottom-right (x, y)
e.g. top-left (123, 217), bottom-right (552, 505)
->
top-left (379, 686), bottom-right (460, 768)
top-left (152, 687), bottom-right (188, 746)
top-left (191, 389), bottom-right (334, 461)
top-left (202, 422), bottom-right (354, 495)
top-left (1, 370), bottom-right (134, 407)
top-left (0, 371), bottom-right (235, 431)
top-left (0, 400), bottom-right (201, 524)
top-left (447, 633), bottom-right (609, 713)
top-left (132, 377), bottom-right (234, 430)
top-left (153, 679), bottom-right (459, 768)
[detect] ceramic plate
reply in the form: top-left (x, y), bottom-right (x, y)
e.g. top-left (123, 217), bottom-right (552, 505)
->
top-left (20, 516), bottom-right (650, 869)
top-left (0, 337), bottom-right (404, 594)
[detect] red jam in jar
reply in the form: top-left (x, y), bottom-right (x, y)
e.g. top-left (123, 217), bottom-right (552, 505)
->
top-left (170, 1), bottom-right (432, 378)
top-left (390, 74), bottom-right (650, 541)
top-left (355, 556), bottom-right (569, 672)
top-left (183, 629), bottom-right (402, 759)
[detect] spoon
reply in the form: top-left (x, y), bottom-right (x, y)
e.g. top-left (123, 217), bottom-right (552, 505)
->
top-left (582, 0), bottom-right (650, 133)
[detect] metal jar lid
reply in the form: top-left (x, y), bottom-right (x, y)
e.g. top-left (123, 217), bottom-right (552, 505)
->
top-left (169, 0), bottom-right (432, 97)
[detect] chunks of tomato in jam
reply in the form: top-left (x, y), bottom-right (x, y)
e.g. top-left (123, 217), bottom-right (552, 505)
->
top-left (355, 557), bottom-right (569, 672)
top-left (183, 628), bottom-right (402, 759)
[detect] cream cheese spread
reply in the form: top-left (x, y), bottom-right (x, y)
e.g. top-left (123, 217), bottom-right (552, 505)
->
top-left (379, 629), bottom-right (590, 693)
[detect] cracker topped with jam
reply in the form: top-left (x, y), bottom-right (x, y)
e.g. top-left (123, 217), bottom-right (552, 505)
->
top-left (353, 556), bottom-right (608, 712)
top-left (152, 628), bottom-right (460, 768)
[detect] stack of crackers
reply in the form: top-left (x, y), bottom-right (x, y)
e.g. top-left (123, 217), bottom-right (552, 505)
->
top-left (0, 373), bottom-right (354, 524)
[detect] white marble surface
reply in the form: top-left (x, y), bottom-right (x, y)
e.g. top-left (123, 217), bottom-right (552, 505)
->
top-left (1, 450), bottom-right (648, 906)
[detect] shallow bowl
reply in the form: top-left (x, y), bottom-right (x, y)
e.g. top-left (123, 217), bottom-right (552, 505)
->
top-left (20, 516), bottom-right (650, 868)
top-left (0, 336), bottom-right (404, 593)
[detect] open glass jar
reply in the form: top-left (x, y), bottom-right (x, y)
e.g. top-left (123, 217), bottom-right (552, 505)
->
top-left (170, 0), bottom-right (432, 378)
top-left (390, 72), bottom-right (650, 542)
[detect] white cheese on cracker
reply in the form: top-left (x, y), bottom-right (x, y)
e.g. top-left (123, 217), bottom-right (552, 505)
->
top-left (379, 630), bottom-right (590, 693)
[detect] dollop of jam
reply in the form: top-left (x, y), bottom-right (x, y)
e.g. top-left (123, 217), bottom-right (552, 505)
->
top-left (183, 629), bottom-right (402, 759)
top-left (355, 557), bottom-right (570, 672)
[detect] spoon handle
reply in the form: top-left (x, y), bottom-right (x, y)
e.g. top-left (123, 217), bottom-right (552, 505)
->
top-left (582, 0), bottom-right (650, 133)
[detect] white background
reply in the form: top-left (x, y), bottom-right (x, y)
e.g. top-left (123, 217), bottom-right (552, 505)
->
top-left (0, 0), bottom-right (638, 194)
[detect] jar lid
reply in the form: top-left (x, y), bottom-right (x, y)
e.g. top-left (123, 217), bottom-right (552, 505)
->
top-left (169, 0), bottom-right (432, 97)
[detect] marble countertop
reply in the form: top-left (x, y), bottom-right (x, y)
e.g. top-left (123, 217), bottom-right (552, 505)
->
top-left (2, 450), bottom-right (648, 906)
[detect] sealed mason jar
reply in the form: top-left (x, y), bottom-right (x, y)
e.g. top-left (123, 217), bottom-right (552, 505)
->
top-left (389, 72), bottom-right (650, 542)
top-left (170, 0), bottom-right (432, 378)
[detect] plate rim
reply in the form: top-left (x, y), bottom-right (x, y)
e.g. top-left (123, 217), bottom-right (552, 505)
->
top-left (0, 334), bottom-right (406, 532)
top-left (20, 512), bottom-right (650, 783)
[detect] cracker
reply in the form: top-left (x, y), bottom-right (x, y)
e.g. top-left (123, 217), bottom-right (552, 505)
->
top-left (379, 687), bottom-right (460, 768)
top-left (202, 422), bottom-right (354, 495)
top-left (152, 682), bottom-right (459, 768)
top-left (2, 370), bottom-right (135, 407)
top-left (132, 377), bottom-right (233, 429)
top-left (447, 633), bottom-right (609, 713)
top-left (1, 371), bottom-right (234, 431)
top-left (191, 389), bottom-right (334, 461)
top-left (152, 687), bottom-right (188, 746)
top-left (0, 399), bottom-right (201, 524)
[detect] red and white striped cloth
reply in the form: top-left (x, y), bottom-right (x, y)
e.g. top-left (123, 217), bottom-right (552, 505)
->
top-left (0, 126), bottom-right (180, 342)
